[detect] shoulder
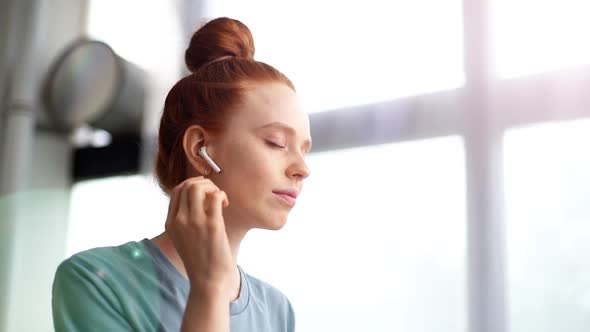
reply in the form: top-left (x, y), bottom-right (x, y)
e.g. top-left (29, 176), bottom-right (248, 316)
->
top-left (241, 270), bottom-right (296, 331)
top-left (53, 240), bottom-right (157, 297)
top-left (52, 242), bottom-right (151, 331)
top-left (56, 241), bottom-right (145, 277)
top-left (242, 269), bottom-right (294, 311)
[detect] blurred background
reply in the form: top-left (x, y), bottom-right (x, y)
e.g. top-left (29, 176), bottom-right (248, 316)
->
top-left (1, 0), bottom-right (590, 331)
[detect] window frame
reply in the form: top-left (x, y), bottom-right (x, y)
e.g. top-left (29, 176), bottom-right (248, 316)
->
top-left (167, 1), bottom-right (590, 331)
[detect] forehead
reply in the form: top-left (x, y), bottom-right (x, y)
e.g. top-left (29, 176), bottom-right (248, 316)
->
top-left (229, 83), bottom-right (310, 134)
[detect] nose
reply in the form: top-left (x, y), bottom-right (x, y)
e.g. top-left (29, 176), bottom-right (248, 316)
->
top-left (287, 153), bottom-right (310, 180)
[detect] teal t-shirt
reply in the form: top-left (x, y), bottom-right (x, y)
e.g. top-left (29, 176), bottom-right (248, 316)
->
top-left (52, 239), bottom-right (295, 331)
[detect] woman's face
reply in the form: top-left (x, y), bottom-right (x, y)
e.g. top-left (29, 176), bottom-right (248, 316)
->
top-left (210, 82), bottom-right (312, 231)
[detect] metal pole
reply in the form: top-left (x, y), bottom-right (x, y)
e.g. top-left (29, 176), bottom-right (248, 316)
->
top-left (0, 0), bottom-right (43, 196)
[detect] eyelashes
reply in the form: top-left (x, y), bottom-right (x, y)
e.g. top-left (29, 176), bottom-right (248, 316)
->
top-left (265, 140), bottom-right (286, 149)
top-left (265, 139), bottom-right (308, 155)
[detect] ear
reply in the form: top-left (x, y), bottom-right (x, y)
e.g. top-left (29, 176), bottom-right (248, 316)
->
top-left (183, 125), bottom-right (211, 175)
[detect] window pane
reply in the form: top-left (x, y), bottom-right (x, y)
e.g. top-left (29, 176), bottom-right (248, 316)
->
top-left (86, 0), bottom-right (182, 76)
top-left (492, 0), bottom-right (590, 78)
top-left (67, 138), bottom-right (467, 331)
top-left (205, 0), bottom-right (464, 112)
top-left (504, 119), bottom-right (590, 332)
top-left (67, 175), bottom-right (167, 256)
top-left (86, 0), bottom-right (184, 134)
top-left (239, 137), bottom-right (467, 331)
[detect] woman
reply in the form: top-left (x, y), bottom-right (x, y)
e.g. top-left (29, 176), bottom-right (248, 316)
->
top-left (52, 17), bottom-right (311, 332)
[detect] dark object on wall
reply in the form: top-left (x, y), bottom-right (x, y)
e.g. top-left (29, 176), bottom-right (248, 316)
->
top-left (42, 39), bottom-right (148, 180)
top-left (72, 135), bottom-right (142, 181)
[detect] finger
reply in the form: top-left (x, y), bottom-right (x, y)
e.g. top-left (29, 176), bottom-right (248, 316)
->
top-left (174, 182), bottom-right (189, 223)
top-left (206, 190), bottom-right (228, 219)
top-left (175, 177), bottom-right (223, 226)
top-left (166, 182), bottom-right (183, 223)
top-left (221, 191), bottom-right (229, 208)
top-left (199, 185), bottom-right (228, 211)
top-left (187, 177), bottom-right (228, 207)
top-left (186, 182), bottom-right (208, 225)
top-left (204, 192), bottom-right (227, 238)
top-left (166, 182), bottom-right (188, 232)
top-left (184, 176), bottom-right (220, 192)
top-left (184, 177), bottom-right (223, 208)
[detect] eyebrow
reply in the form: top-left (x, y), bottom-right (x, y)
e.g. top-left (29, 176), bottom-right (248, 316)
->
top-left (259, 121), bottom-right (313, 152)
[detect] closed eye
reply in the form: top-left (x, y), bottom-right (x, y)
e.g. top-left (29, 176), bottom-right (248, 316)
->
top-left (266, 140), bottom-right (286, 149)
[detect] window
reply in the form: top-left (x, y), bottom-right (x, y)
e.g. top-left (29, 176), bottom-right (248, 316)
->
top-left (239, 137), bottom-right (467, 331)
top-left (492, 0), bottom-right (590, 78)
top-left (205, 0), bottom-right (465, 112)
top-left (86, 0), bottom-right (182, 76)
top-left (85, 0), bottom-right (184, 143)
top-left (67, 175), bottom-right (167, 256)
top-left (504, 119), bottom-right (590, 332)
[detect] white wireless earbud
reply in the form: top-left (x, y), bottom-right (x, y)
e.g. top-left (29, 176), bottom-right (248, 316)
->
top-left (198, 146), bottom-right (221, 173)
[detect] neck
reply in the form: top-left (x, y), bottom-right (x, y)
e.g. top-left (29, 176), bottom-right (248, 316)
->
top-left (150, 222), bottom-right (248, 300)
top-left (151, 225), bottom-right (247, 274)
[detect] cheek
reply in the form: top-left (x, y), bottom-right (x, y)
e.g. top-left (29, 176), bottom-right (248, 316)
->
top-left (231, 145), bottom-right (267, 177)
top-left (223, 144), bottom-right (272, 198)
top-left (219, 144), bottom-right (290, 227)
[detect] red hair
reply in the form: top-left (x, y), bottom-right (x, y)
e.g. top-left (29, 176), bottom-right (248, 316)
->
top-left (154, 17), bottom-right (295, 194)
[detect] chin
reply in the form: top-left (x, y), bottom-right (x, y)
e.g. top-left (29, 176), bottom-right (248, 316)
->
top-left (267, 220), bottom-right (288, 231)
top-left (248, 199), bottom-right (291, 230)
top-left (258, 214), bottom-right (289, 231)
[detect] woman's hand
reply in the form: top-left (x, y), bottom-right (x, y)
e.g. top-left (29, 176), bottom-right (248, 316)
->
top-left (165, 176), bottom-right (235, 301)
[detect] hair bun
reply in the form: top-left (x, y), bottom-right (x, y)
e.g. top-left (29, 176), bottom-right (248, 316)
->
top-left (185, 17), bottom-right (255, 73)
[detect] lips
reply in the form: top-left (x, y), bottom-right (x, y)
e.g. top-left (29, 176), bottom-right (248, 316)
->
top-left (272, 189), bottom-right (299, 199)
top-left (272, 189), bottom-right (299, 207)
